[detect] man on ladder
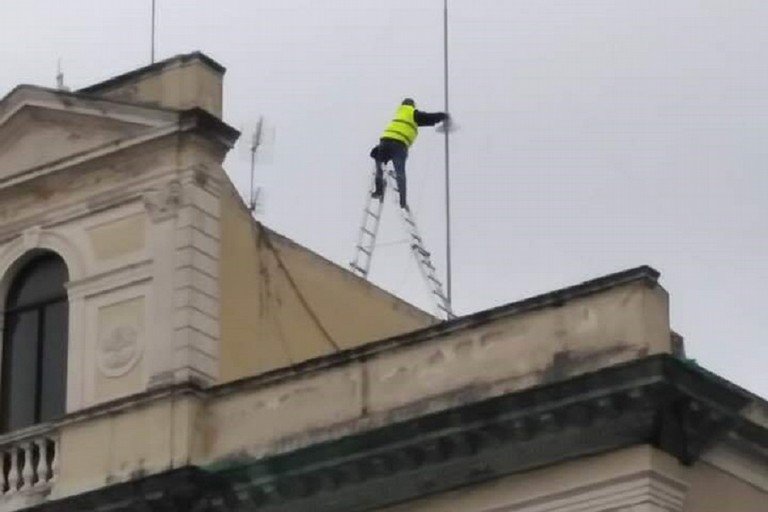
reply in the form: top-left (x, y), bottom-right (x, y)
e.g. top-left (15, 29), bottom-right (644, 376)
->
top-left (370, 98), bottom-right (450, 210)
top-left (353, 98), bottom-right (454, 319)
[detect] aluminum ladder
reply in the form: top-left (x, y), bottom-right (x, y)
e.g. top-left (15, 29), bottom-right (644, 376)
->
top-left (350, 165), bottom-right (454, 319)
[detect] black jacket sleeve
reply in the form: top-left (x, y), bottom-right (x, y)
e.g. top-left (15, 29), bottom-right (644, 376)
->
top-left (414, 110), bottom-right (448, 127)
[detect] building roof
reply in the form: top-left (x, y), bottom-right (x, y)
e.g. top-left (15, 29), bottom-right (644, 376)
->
top-left (78, 51), bottom-right (226, 95)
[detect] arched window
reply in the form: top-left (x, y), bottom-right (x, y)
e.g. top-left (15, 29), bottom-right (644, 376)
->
top-left (1, 253), bottom-right (69, 433)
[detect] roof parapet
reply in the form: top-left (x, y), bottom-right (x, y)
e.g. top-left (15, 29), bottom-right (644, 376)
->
top-left (78, 52), bottom-right (226, 118)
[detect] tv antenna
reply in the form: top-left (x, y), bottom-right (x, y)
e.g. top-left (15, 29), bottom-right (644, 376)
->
top-left (56, 59), bottom-right (69, 91)
top-left (248, 117), bottom-right (265, 213)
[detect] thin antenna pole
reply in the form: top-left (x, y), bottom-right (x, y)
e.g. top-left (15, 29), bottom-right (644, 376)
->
top-left (151, 0), bottom-right (157, 63)
top-left (249, 117), bottom-right (264, 211)
top-left (56, 59), bottom-right (64, 90)
top-left (443, 0), bottom-right (453, 310)
top-left (249, 142), bottom-right (256, 210)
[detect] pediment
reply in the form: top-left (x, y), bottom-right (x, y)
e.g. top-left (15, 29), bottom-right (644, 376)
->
top-left (0, 86), bottom-right (177, 182)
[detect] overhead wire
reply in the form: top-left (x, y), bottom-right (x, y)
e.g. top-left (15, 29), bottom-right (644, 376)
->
top-left (258, 224), bottom-right (342, 353)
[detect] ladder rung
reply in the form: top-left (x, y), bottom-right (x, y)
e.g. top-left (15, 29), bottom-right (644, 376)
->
top-left (362, 228), bottom-right (376, 236)
top-left (365, 209), bottom-right (380, 218)
top-left (350, 263), bottom-right (367, 274)
top-left (356, 246), bottom-right (372, 255)
top-left (417, 258), bottom-right (435, 270)
top-left (416, 255), bottom-right (435, 266)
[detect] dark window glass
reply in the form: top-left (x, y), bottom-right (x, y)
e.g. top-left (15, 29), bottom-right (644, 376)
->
top-left (7, 255), bottom-right (67, 310)
top-left (1, 311), bottom-right (39, 431)
top-left (1, 253), bottom-right (69, 433)
top-left (40, 300), bottom-right (68, 422)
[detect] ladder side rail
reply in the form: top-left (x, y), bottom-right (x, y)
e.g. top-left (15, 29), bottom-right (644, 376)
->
top-left (357, 195), bottom-right (385, 276)
top-left (350, 198), bottom-right (375, 276)
top-left (404, 214), bottom-right (452, 317)
top-left (351, 164), bottom-right (386, 277)
top-left (389, 171), bottom-right (454, 319)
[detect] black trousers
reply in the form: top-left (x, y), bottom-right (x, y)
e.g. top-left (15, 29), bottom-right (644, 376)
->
top-left (371, 138), bottom-right (409, 208)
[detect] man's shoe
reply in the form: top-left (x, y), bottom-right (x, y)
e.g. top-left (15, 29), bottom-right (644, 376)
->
top-left (371, 189), bottom-right (383, 200)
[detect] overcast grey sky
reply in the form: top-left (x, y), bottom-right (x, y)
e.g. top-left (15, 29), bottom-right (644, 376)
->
top-left (1, 1), bottom-right (766, 397)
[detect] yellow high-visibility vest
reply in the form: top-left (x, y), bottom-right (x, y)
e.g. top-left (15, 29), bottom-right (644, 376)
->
top-left (381, 105), bottom-right (418, 146)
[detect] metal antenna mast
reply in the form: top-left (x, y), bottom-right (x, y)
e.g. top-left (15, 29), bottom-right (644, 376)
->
top-left (56, 59), bottom-right (68, 91)
top-left (443, 0), bottom-right (453, 309)
top-left (249, 117), bottom-right (265, 212)
top-left (151, 0), bottom-right (157, 63)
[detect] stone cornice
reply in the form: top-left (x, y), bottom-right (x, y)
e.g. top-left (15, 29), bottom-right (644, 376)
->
top-left (203, 355), bottom-right (757, 511)
top-left (0, 85), bottom-right (179, 127)
top-left (0, 124), bottom-right (179, 191)
top-left (0, 108), bottom-right (238, 193)
top-left (26, 355), bottom-right (767, 512)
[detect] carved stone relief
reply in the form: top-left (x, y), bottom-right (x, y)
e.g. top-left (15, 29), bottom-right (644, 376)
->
top-left (97, 296), bottom-right (144, 378)
top-left (143, 180), bottom-right (183, 222)
top-left (99, 325), bottom-right (140, 376)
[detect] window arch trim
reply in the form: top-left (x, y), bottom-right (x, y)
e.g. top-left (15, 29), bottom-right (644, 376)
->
top-left (0, 228), bottom-right (86, 314)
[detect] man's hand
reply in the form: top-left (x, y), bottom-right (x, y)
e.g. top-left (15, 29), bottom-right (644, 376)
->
top-left (435, 115), bottom-right (458, 133)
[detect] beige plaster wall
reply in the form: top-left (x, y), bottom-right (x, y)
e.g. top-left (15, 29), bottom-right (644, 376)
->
top-left (53, 392), bottom-right (204, 500)
top-left (217, 185), bottom-right (435, 383)
top-left (684, 462), bottom-right (767, 512)
top-left (87, 213), bottom-right (146, 261)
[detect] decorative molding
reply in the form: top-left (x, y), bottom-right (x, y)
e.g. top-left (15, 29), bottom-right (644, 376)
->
top-left (21, 225), bottom-right (42, 251)
top-left (0, 91), bottom-right (177, 130)
top-left (0, 165), bottom-right (201, 242)
top-left (147, 371), bottom-right (176, 389)
top-left (66, 259), bottom-right (152, 300)
top-left (0, 123), bottom-right (180, 193)
top-left (487, 470), bottom-right (687, 512)
top-left (0, 227), bottom-right (87, 284)
top-left (143, 180), bottom-right (183, 222)
top-left (181, 164), bottom-right (224, 197)
top-left (702, 442), bottom-right (768, 492)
